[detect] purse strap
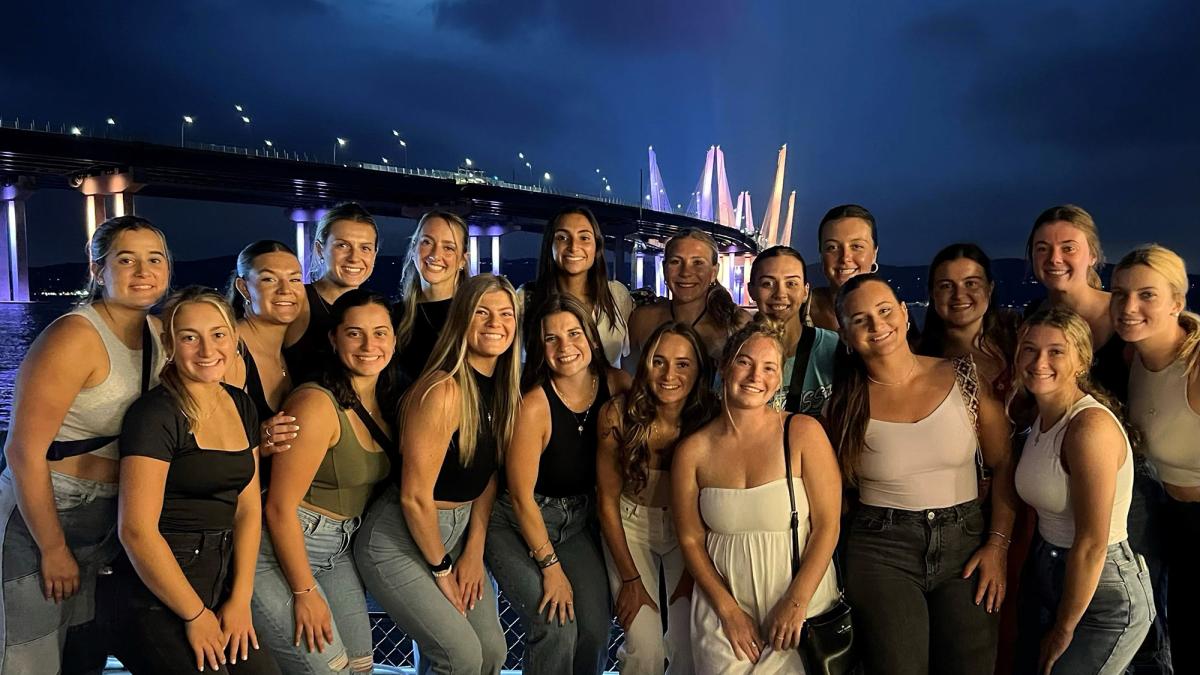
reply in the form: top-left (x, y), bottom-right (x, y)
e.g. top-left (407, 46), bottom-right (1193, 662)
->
top-left (783, 413), bottom-right (802, 577)
top-left (141, 319), bottom-right (154, 394)
top-left (352, 401), bottom-right (395, 452)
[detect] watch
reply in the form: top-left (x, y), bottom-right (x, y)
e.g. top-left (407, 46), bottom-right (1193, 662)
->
top-left (429, 554), bottom-right (453, 578)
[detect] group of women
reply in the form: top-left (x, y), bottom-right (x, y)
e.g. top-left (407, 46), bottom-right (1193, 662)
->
top-left (0, 198), bottom-right (1193, 675)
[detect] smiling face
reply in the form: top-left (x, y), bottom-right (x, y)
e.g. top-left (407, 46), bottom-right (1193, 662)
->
top-left (169, 302), bottom-right (237, 384)
top-left (1017, 324), bottom-right (1084, 398)
top-left (647, 332), bottom-right (701, 406)
top-left (94, 228), bottom-right (170, 310)
top-left (239, 251), bottom-right (304, 325)
top-left (931, 257), bottom-right (992, 330)
top-left (542, 311), bottom-right (594, 378)
top-left (318, 220), bottom-right (378, 289)
top-left (331, 303), bottom-right (396, 378)
top-left (1111, 264), bottom-right (1184, 344)
top-left (467, 289), bottom-right (517, 358)
top-left (722, 334), bottom-right (783, 409)
top-left (750, 255), bottom-right (809, 323)
top-left (1030, 221), bottom-right (1097, 292)
top-left (665, 238), bottom-right (717, 303)
top-left (820, 218), bottom-right (877, 289)
top-left (839, 279), bottom-right (908, 358)
top-left (551, 213), bottom-right (597, 278)
top-left (415, 216), bottom-right (466, 288)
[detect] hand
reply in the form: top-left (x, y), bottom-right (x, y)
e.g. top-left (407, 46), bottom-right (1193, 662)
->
top-left (39, 544), bottom-right (80, 603)
top-left (455, 551), bottom-right (486, 612)
top-left (434, 572), bottom-right (466, 616)
top-left (962, 542), bottom-right (1007, 613)
top-left (718, 603), bottom-right (764, 664)
top-left (1039, 625), bottom-right (1074, 674)
top-left (260, 412), bottom-right (299, 456)
top-left (292, 590), bottom-right (334, 654)
top-left (184, 607), bottom-right (228, 672)
top-left (216, 598), bottom-right (259, 665)
top-left (615, 577), bottom-right (658, 631)
top-left (537, 564), bottom-right (575, 626)
top-left (765, 595), bottom-right (807, 652)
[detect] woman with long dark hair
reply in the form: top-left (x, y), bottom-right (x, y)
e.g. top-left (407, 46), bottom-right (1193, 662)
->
top-left (807, 204), bottom-right (879, 331)
top-left (394, 210), bottom-right (470, 382)
top-left (0, 216), bottom-right (169, 674)
top-left (596, 322), bottom-right (716, 674)
top-left (826, 274), bottom-right (1017, 675)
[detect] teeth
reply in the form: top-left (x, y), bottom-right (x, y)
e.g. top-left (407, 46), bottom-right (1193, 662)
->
top-left (343, 267), bottom-right (364, 273)
top-left (1044, 270), bottom-right (1068, 276)
top-left (481, 333), bottom-right (505, 340)
top-left (950, 304), bottom-right (972, 310)
top-left (196, 359), bottom-right (221, 367)
top-left (557, 354), bottom-right (580, 363)
top-left (564, 256), bottom-right (585, 262)
top-left (355, 355), bottom-right (381, 362)
top-left (659, 383), bottom-right (680, 390)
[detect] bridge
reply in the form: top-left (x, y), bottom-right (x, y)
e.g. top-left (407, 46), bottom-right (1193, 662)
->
top-left (0, 124), bottom-right (760, 302)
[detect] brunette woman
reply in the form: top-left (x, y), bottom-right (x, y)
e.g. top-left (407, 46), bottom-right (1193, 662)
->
top-left (807, 204), bottom-right (879, 331)
top-left (521, 206), bottom-right (634, 368)
top-left (673, 321), bottom-right (842, 673)
top-left (1112, 244), bottom-right (1200, 672)
top-left (596, 322), bottom-right (717, 674)
top-left (486, 295), bottom-right (630, 674)
top-left (627, 229), bottom-right (750, 370)
top-left (355, 274), bottom-right (518, 674)
top-left (284, 203), bottom-right (380, 384)
top-left (826, 274), bottom-right (1017, 675)
top-left (0, 216), bottom-right (169, 674)
top-left (747, 246), bottom-right (838, 414)
top-left (252, 290), bottom-right (396, 674)
top-left (395, 211), bottom-right (470, 382)
top-left (112, 287), bottom-right (276, 674)
top-left (1012, 308), bottom-right (1153, 674)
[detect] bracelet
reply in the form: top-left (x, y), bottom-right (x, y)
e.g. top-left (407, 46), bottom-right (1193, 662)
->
top-left (183, 604), bottom-right (206, 623)
top-left (986, 539), bottom-right (1011, 551)
top-left (529, 540), bottom-right (552, 559)
top-left (536, 552), bottom-right (560, 570)
top-left (291, 582), bottom-right (317, 596)
top-left (621, 574), bottom-right (641, 584)
top-left (988, 530), bottom-right (1012, 543)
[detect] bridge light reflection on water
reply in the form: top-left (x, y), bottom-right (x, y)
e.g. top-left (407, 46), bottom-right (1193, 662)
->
top-left (0, 300), bottom-right (71, 430)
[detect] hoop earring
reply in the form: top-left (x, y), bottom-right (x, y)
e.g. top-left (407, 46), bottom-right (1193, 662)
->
top-left (845, 342), bottom-right (853, 355)
top-left (869, 262), bottom-right (880, 274)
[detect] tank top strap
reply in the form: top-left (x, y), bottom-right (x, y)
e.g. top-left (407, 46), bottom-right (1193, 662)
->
top-left (71, 304), bottom-right (136, 357)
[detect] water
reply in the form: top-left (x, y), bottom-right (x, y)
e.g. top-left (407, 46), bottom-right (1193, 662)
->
top-left (0, 300), bottom-right (74, 430)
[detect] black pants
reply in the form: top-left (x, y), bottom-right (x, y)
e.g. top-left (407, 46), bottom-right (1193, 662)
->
top-left (1126, 466), bottom-right (1172, 674)
top-left (1165, 497), bottom-right (1200, 674)
top-left (843, 501), bottom-right (998, 675)
top-left (110, 530), bottom-right (279, 675)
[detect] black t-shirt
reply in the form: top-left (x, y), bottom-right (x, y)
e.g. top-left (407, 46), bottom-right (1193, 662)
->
top-left (120, 384), bottom-right (259, 532)
top-left (396, 297), bottom-right (452, 382)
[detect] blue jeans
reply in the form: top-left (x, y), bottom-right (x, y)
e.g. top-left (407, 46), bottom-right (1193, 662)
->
top-left (354, 487), bottom-right (506, 675)
top-left (252, 506), bottom-right (373, 674)
top-left (0, 468), bottom-right (120, 675)
top-left (1015, 538), bottom-right (1155, 675)
top-left (485, 492), bottom-right (611, 675)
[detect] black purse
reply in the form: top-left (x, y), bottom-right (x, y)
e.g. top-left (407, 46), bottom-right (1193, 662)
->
top-left (782, 413), bottom-right (860, 675)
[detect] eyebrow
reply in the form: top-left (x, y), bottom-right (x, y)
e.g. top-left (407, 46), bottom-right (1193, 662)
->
top-left (113, 249), bottom-right (167, 257)
top-left (256, 267), bottom-right (301, 275)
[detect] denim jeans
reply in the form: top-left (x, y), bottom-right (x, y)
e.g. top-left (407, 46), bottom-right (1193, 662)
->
top-left (484, 491), bottom-right (611, 675)
top-left (843, 500), bottom-right (999, 675)
top-left (1014, 538), bottom-right (1155, 675)
top-left (1163, 496), bottom-right (1200, 674)
top-left (0, 468), bottom-right (120, 675)
top-left (601, 495), bottom-right (692, 675)
top-left (252, 506), bottom-right (373, 673)
top-left (110, 530), bottom-right (280, 675)
top-left (354, 487), bottom-right (506, 675)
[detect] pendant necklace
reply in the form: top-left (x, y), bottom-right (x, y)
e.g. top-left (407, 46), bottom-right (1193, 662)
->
top-left (551, 374), bottom-right (598, 434)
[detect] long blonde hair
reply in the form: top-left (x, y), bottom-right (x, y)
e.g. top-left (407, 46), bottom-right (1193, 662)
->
top-left (1114, 244), bottom-right (1200, 375)
top-left (159, 286), bottom-right (239, 431)
top-left (403, 274), bottom-right (521, 465)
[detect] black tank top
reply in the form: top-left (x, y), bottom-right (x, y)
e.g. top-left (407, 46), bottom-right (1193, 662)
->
top-left (1092, 333), bottom-right (1129, 404)
top-left (534, 373), bottom-right (611, 497)
top-left (397, 297), bottom-right (453, 382)
top-left (283, 284), bottom-right (336, 385)
top-left (432, 368), bottom-right (500, 502)
top-left (241, 346), bottom-right (277, 423)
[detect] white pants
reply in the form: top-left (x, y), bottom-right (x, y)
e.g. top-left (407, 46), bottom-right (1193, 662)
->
top-left (603, 495), bottom-right (693, 675)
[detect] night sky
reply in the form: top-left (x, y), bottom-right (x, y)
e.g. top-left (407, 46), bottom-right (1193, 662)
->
top-left (2, 0), bottom-right (1198, 269)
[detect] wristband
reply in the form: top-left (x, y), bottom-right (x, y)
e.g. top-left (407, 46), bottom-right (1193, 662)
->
top-left (988, 530), bottom-right (1012, 543)
top-left (429, 554), bottom-right (453, 578)
top-left (529, 540), bottom-right (551, 559)
top-left (291, 582), bottom-right (318, 596)
top-left (183, 604), bottom-right (206, 623)
top-left (536, 552), bottom-right (560, 570)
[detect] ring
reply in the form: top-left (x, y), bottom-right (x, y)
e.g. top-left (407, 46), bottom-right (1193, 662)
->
top-left (266, 426), bottom-right (274, 438)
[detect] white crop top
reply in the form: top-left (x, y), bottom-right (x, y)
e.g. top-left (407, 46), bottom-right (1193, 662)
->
top-left (859, 383), bottom-right (979, 510)
top-left (1014, 395), bottom-right (1132, 548)
top-left (1128, 354), bottom-right (1200, 487)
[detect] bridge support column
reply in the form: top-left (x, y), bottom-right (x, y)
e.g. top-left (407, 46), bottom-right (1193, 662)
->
top-left (0, 178), bottom-right (33, 302)
top-left (78, 171), bottom-right (144, 240)
top-left (469, 235), bottom-right (480, 276)
top-left (634, 250), bottom-right (645, 290)
top-left (655, 253), bottom-right (666, 297)
top-left (490, 235), bottom-right (501, 276)
top-left (288, 207), bottom-right (328, 281)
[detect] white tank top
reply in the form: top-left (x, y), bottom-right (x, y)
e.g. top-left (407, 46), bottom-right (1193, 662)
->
top-left (859, 382), bottom-right (979, 510)
top-left (1015, 395), bottom-right (1132, 548)
top-left (1129, 354), bottom-right (1200, 487)
top-left (52, 305), bottom-right (164, 460)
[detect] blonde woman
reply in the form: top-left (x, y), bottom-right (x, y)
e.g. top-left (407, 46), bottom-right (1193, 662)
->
top-left (355, 274), bottom-right (520, 674)
top-left (395, 210), bottom-right (470, 382)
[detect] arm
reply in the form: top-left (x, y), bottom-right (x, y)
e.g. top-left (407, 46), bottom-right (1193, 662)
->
top-left (219, 446), bottom-right (264, 664)
top-left (455, 474), bottom-right (497, 612)
top-left (1040, 408), bottom-right (1124, 674)
top-left (964, 376), bottom-right (1018, 612)
top-left (623, 305), bottom-right (656, 376)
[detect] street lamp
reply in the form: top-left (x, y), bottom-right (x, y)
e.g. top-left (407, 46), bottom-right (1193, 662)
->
top-left (381, 156), bottom-right (389, 164)
top-left (234, 104), bottom-right (244, 113)
top-left (465, 157), bottom-right (474, 168)
top-left (181, 115), bottom-right (194, 146)
top-left (70, 126), bottom-right (82, 136)
top-left (241, 115), bottom-right (251, 125)
top-left (106, 117), bottom-right (116, 126)
top-left (334, 137), bottom-right (347, 163)
top-left (397, 138), bottom-right (408, 168)
top-left (524, 161), bottom-right (533, 181)
top-left (541, 171), bottom-right (551, 190)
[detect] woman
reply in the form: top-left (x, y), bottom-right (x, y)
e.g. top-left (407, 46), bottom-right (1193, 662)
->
top-left (486, 295), bottom-right (630, 674)
top-left (747, 246), bottom-right (838, 414)
top-left (826, 274), bottom-right (1017, 675)
top-left (1112, 244), bottom-right (1200, 673)
top-left (807, 204), bottom-right (879, 331)
top-left (627, 229), bottom-right (750, 370)
top-left (225, 240), bottom-right (306, 455)
top-left (1012, 307), bottom-right (1154, 674)
top-left (252, 290), bottom-right (396, 674)
top-left (596, 322), bottom-right (716, 675)
top-left (395, 211), bottom-right (471, 382)
top-left (355, 274), bottom-right (517, 674)
top-left (113, 287), bottom-right (276, 674)
top-left (672, 321), bottom-right (842, 673)
top-left (284, 202), bottom-right (380, 384)
top-left (0, 216), bottom-right (169, 674)
top-left (521, 206), bottom-right (634, 368)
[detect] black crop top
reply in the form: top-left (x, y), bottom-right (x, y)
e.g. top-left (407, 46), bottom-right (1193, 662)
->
top-left (119, 384), bottom-right (258, 532)
top-left (397, 298), bottom-right (452, 382)
top-left (535, 374), bottom-right (611, 497)
top-left (1092, 333), bottom-right (1129, 404)
top-left (432, 369), bottom-right (499, 502)
top-left (283, 284), bottom-right (336, 385)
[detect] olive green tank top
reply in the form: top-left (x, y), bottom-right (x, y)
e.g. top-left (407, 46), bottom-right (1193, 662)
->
top-left (300, 384), bottom-right (391, 518)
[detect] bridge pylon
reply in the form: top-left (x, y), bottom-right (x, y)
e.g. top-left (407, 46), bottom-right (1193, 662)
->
top-left (0, 177), bottom-right (34, 302)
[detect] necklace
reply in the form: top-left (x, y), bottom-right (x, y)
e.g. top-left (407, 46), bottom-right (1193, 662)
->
top-left (867, 356), bottom-right (919, 387)
top-left (669, 298), bottom-right (709, 329)
top-left (551, 374), bottom-right (598, 434)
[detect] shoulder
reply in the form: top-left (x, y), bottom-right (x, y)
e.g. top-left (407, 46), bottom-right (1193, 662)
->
top-left (787, 412), bottom-right (825, 439)
top-left (520, 385), bottom-right (550, 416)
top-left (410, 370), bottom-right (462, 412)
top-left (629, 300), bottom-right (668, 325)
top-left (1066, 403), bottom-right (1122, 439)
top-left (125, 385), bottom-right (180, 420)
top-left (599, 393), bottom-right (626, 428)
top-left (608, 280), bottom-right (633, 306)
top-left (675, 418), bottom-right (717, 460)
top-left (605, 366), bottom-right (632, 396)
top-left (34, 312), bottom-right (105, 357)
